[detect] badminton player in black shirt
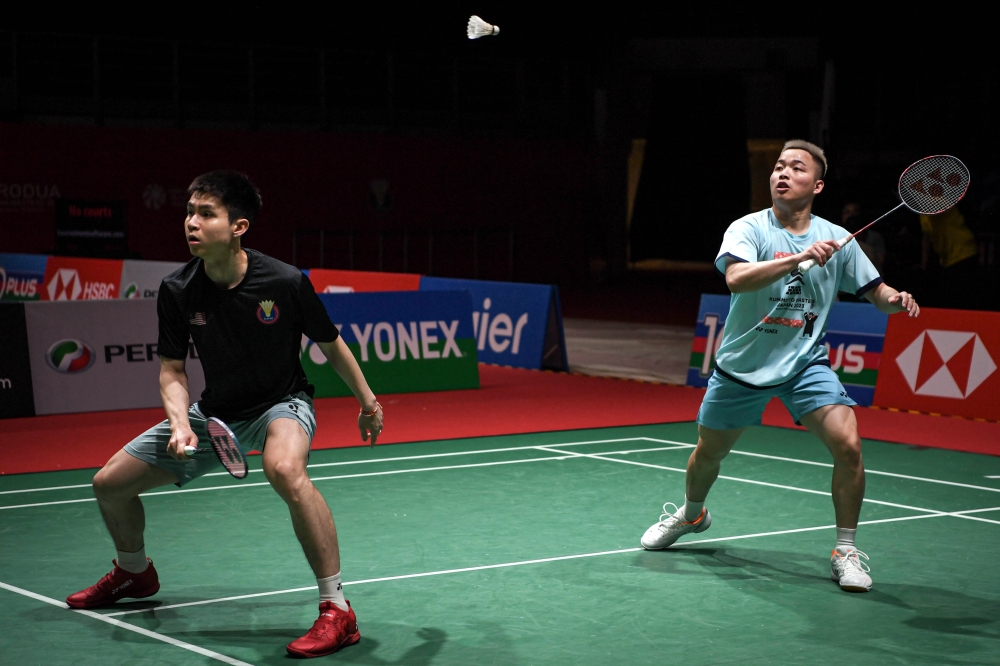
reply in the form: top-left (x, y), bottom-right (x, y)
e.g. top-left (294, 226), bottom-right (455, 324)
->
top-left (66, 171), bottom-right (382, 658)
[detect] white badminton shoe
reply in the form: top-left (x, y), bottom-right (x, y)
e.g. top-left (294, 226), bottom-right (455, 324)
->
top-left (830, 547), bottom-right (872, 592)
top-left (640, 502), bottom-right (712, 550)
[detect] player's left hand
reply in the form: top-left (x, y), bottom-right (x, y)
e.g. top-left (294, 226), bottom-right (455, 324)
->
top-left (359, 402), bottom-right (384, 447)
top-left (889, 291), bottom-right (920, 317)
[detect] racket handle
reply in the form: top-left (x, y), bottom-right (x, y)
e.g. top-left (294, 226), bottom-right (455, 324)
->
top-left (797, 258), bottom-right (818, 273)
top-left (797, 235), bottom-right (853, 273)
top-left (184, 445), bottom-right (197, 456)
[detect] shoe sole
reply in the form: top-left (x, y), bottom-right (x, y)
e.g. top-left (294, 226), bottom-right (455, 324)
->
top-left (286, 631), bottom-right (360, 658)
top-left (830, 574), bottom-right (872, 593)
top-left (640, 511), bottom-right (712, 550)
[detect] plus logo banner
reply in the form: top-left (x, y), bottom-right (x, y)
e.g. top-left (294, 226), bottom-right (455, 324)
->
top-left (874, 308), bottom-right (1000, 420)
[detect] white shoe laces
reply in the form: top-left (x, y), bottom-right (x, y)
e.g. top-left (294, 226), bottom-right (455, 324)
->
top-left (837, 549), bottom-right (871, 575)
top-left (654, 502), bottom-right (685, 529)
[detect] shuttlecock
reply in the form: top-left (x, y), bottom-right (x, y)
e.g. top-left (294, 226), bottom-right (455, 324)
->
top-left (467, 15), bottom-right (499, 39)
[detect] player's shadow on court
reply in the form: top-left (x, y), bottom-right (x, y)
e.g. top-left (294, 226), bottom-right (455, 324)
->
top-left (634, 547), bottom-right (1000, 639)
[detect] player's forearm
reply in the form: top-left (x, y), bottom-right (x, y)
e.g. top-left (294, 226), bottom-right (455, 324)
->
top-left (159, 363), bottom-right (192, 431)
top-left (726, 256), bottom-right (799, 293)
top-left (319, 338), bottom-right (377, 410)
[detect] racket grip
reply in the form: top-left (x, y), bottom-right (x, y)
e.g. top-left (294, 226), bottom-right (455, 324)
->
top-left (184, 445), bottom-right (197, 456)
top-left (797, 258), bottom-right (818, 273)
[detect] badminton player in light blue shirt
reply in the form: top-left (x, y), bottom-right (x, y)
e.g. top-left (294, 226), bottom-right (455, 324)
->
top-left (640, 140), bottom-right (921, 593)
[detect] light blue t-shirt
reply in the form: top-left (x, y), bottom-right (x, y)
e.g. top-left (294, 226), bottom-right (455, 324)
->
top-left (713, 208), bottom-right (882, 387)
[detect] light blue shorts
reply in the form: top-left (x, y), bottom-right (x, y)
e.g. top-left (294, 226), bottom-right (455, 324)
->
top-left (124, 392), bottom-right (317, 487)
top-left (697, 364), bottom-right (856, 431)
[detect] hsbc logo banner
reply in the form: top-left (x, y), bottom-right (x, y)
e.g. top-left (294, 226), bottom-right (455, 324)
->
top-left (874, 308), bottom-right (1000, 420)
top-left (23, 299), bottom-right (206, 415)
top-left (42, 257), bottom-right (123, 301)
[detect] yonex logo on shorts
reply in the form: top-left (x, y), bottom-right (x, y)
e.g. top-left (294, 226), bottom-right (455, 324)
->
top-left (46, 339), bottom-right (96, 374)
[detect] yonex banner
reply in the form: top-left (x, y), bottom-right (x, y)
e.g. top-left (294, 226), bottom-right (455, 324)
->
top-left (419, 276), bottom-right (568, 371)
top-left (873, 308), bottom-right (1000, 420)
top-left (686, 294), bottom-right (888, 406)
top-left (42, 256), bottom-right (123, 301)
top-left (304, 290), bottom-right (480, 397)
top-left (120, 260), bottom-right (185, 299)
top-left (308, 269), bottom-right (421, 293)
top-left (0, 303), bottom-right (35, 418)
top-left (23, 300), bottom-right (206, 415)
top-left (0, 253), bottom-right (47, 301)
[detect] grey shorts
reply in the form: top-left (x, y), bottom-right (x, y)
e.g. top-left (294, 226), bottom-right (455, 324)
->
top-left (124, 392), bottom-right (317, 487)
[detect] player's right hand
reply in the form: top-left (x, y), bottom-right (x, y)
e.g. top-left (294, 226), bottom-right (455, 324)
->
top-left (167, 425), bottom-right (199, 461)
top-left (799, 239), bottom-right (840, 268)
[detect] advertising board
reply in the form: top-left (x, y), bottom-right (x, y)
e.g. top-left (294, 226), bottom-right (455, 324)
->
top-left (419, 276), bottom-right (568, 371)
top-left (41, 256), bottom-right (123, 301)
top-left (302, 290), bottom-right (480, 397)
top-left (307, 269), bottom-right (421, 293)
top-left (0, 303), bottom-right (36, 418)
top-left (24, 299), bottom-right (205, 415)
top-left (873, 308), bottom-right (1000, 420)
top-left (0, 253), bottom-right (47, 302)
top-left (119, 260), bottom-right (186, 299)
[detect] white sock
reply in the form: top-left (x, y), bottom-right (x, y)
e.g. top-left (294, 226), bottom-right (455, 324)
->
top-left (116, 547), bottom-right (149, 574)
top-left (682, 496), bottom-right (705, 521)
top-left (836, 528), bottom-right (857, 550)
top-left (317, 572), bottom-right (348, 611)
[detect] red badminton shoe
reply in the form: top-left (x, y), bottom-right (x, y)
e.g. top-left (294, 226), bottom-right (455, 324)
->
top-left (286, 600), bottom-right (361, 658)
top-left (65, 559), bottom-right (160, 609)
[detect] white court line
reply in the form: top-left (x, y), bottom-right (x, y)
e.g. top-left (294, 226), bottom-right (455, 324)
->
top-left (105, 507), bottom-right (984, 618)
top-left (537, 446), bottom-right (949, 517)
top-left (0, 436), bottom-right (655, 495)
top-left (0, 580), bottom-right (253, 666)
top-left (642, 437), bottom-right (1000, 494)
top-left (0, 445), bottom-right (691, 512)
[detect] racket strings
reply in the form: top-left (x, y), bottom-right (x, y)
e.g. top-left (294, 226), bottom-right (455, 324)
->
top-left (898, 155), bottom-right (969, 214)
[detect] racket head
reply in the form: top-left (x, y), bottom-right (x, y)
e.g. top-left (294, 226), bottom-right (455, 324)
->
top-left (898, 155), bottom-right (970, 215)
top-left (206, 417), bottom-right (248, 479)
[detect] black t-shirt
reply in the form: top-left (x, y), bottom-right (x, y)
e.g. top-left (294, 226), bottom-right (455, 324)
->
top-left (157, 248), bottom-right (340, 421)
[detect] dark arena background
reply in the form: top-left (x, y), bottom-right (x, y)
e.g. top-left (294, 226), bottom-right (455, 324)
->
top-left (2, 5), bottom-right (999, 665)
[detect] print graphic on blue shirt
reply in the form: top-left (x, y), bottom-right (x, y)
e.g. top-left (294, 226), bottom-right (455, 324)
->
top-left (714, 209), bottom-right (882, 387)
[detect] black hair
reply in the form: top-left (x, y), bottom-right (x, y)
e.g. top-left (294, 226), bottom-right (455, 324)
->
top-left (187, 170), bottom-right (262, 225)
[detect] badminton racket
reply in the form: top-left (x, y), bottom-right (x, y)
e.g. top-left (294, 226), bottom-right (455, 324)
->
top-left (184, 417), bottom-right (248, 479)
top-left (798, 155), bottom-right (970, 272)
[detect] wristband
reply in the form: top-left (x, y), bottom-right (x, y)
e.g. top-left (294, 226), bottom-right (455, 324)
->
top-left (360, 402), bottom-right (381, 417)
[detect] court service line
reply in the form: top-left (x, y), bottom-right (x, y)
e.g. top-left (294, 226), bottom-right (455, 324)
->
top-left (537, 446), bottom-right (952, 518)
top-left (104, 507), bottom-right (978, 618)
top-left (0, 580), bottom-right (254, 666)
top-left (0, 445), bottom-right (691, 511)
top-left (0, 436), bottom-right (657, 495)
top-left (643, 438), bottom-right (1000, 495)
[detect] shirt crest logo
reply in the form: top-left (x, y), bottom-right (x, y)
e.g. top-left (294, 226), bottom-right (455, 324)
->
top-left (257, 300), bottom-right (280, 325)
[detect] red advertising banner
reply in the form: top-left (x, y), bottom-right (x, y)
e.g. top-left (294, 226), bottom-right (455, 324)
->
top-left (873, 308), bottom-right (1000, 420)
top-left (41, 257), bottom-right (123, 301)
top-left (308, 269), bottom-right (420, 293)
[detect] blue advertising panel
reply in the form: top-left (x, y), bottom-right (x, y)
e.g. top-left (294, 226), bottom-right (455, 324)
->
top-left (304, 290), bottom-right (480, 397)
top-left (686, 294), bottom-right (888, 406)
top-left (0, 253), bottom-right (48, 301)
top-left (419, 276), bottom-right (568, 371)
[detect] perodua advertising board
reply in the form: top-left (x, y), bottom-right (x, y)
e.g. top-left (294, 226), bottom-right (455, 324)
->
top-left (23, 299), bottom-right (206, 415)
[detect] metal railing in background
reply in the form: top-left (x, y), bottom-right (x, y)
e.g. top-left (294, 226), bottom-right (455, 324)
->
top-left (292, 228), bottom-right (516, 281)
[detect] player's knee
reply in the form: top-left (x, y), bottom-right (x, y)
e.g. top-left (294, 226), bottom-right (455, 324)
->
top-left (832, 438), bottom-right (863, 469)
top-left (265, 458), bottom-right (309, 497)
top-left (92, 466), bottom-right (127, 499)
